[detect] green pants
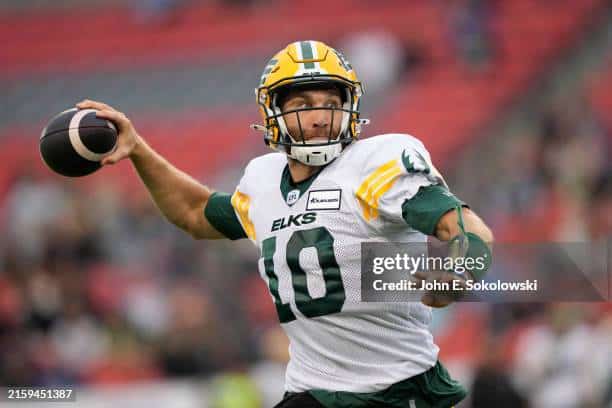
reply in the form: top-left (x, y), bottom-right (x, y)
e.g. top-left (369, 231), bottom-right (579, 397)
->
top-left (307, 360), bottom-right (467, 408)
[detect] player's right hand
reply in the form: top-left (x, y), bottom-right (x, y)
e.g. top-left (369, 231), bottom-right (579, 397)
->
top-left (413, 269), bottom-right (468, 308)
top-left (76, 99), bottom-right (141, 166)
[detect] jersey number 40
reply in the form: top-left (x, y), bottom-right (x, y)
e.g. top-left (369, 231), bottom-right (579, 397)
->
top-left (262, 227), bottom-right (346, 323)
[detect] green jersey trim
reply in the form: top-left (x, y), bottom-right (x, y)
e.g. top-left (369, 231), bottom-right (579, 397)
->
top-left (307, 360), bottom-right (467, 408)
top-left (204, 192), bottom-right (247, 240)
top-left (280, 164), bottom-right (325, 206)
top-left (402, 185), bottom-right (466, 235)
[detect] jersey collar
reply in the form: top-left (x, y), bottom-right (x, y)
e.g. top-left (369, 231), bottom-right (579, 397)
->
top-left (280, 164), bottom-right (325, 206)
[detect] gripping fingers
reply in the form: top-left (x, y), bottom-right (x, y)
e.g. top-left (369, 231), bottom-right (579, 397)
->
top-left (94, 109), bottom-right (129, 128)
top-left (74, 100), bottom-right (135, 166)
top-left (76, 99), bottom-right (115, 112)
top-left (76, 99), bottom-right (130, 130)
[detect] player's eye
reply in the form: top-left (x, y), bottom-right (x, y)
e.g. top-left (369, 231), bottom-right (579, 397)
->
top-left (285, 98), bottom-right (307, 110)
top-left (325, 99), bottom-right (341, 108)
top-left (287, 99), bottom-right (303, 107)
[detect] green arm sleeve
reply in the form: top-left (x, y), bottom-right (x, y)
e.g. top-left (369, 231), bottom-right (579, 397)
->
top-left (401, 184), bottom-right (467, 235)
top-left (204, 192), bottom-right (247, 240)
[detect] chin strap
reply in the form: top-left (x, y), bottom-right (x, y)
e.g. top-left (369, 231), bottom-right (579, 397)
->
top-left (456, 205), bottom-right (466, 235)
top-left (449, 205), bottom-right (492, 281)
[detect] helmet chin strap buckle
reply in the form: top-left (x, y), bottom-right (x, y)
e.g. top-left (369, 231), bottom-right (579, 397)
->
top-left (250, 124), bottom-right (267, 132)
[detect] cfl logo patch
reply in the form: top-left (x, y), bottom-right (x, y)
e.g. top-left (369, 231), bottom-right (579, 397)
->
top-left (286, 189), bottom-right (300, 206)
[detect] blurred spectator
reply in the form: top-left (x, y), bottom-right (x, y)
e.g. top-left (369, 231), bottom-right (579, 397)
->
top-left (448, 0), bottom-right (497, 72)
top-left (470, 335), bottom-right (527, 408)
top-left (587, 169), bottom-right (612, 240)
top-left (340, 30), bottom-right (406, 95)
top-left (158, 281), bottom-right (238, 377)
top-left (512, 304), bottom-right (607, 407)
top-left (123, 280), bottom-right (169, 339)
top-left (209, 373), bottom-right (262, 408)
top-left (4, 171), bottom-right (68, 264)
top-left (50, 299), bottom-right (109, 379)
top-left (132, 0), bottom-right (187, 25)
top-left (249, 327), bottom-right (289, 406)
top-left (25, 268), bottom-right (62, 332)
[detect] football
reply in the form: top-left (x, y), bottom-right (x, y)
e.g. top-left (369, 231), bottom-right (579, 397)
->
top-left (40, 108), bottom-right (118, 177)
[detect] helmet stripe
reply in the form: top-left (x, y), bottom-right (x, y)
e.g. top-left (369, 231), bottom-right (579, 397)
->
top-left (299, 41), bottom-right (315, 69)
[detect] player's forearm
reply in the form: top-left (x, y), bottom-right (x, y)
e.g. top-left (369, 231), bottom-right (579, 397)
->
top-left (464, 212), bottom-right (494, 244)
top-left (128, 136), bottom-right (212, 236)
top-left (435, 208), bottom-right (493, 243)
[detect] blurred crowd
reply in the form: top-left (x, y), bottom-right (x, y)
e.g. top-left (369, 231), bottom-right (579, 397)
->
top-left (454, 63), bottom-right (612, 244)
top-left (0, 171), bottom-right (287, 389)
top-left (447, 61), bottom-right (612, 407)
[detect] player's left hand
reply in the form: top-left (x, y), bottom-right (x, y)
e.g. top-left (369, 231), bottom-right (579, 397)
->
top-left (413, 270), bottom-right (468, 308)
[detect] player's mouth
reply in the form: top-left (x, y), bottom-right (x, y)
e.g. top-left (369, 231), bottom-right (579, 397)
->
top-left (301, 132), bottom-right (341, 143)
top-left (305, 137), bottom-right (331, 144)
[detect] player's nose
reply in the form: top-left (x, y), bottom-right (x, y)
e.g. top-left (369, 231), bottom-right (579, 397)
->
top-left (311, 109), bottom-right (330, 128)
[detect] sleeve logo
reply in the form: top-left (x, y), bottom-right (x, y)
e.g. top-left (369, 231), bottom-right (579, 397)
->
top-left (401, 149), bottom-right (431, 174)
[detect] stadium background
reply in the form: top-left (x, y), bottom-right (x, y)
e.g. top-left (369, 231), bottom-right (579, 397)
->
top-left (1, 0), bottom-right (611, 406)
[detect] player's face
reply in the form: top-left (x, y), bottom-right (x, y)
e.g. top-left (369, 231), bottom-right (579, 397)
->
top-left (280, 88), bottom-right (343, 143)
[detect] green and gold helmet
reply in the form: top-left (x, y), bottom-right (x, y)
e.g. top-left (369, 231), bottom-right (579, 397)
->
top-left (253, 40), bottom-right (368, 166)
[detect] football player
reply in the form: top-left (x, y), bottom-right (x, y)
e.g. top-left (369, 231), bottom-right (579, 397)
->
top-left (77, 40), bottom-right (493, 408)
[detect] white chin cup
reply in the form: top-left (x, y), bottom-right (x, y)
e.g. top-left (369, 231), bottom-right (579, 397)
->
top-left (289, 141), bottom-right (342, 166)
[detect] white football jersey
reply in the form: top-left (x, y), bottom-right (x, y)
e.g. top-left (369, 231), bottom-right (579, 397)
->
top-left (231, 133), bottom-right (444, 393)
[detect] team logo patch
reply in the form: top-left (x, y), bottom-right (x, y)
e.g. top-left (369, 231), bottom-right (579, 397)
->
top-left (306, 189), bottom-right (341, 211)
top-left (286, 189), bottom-right (300, 205)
